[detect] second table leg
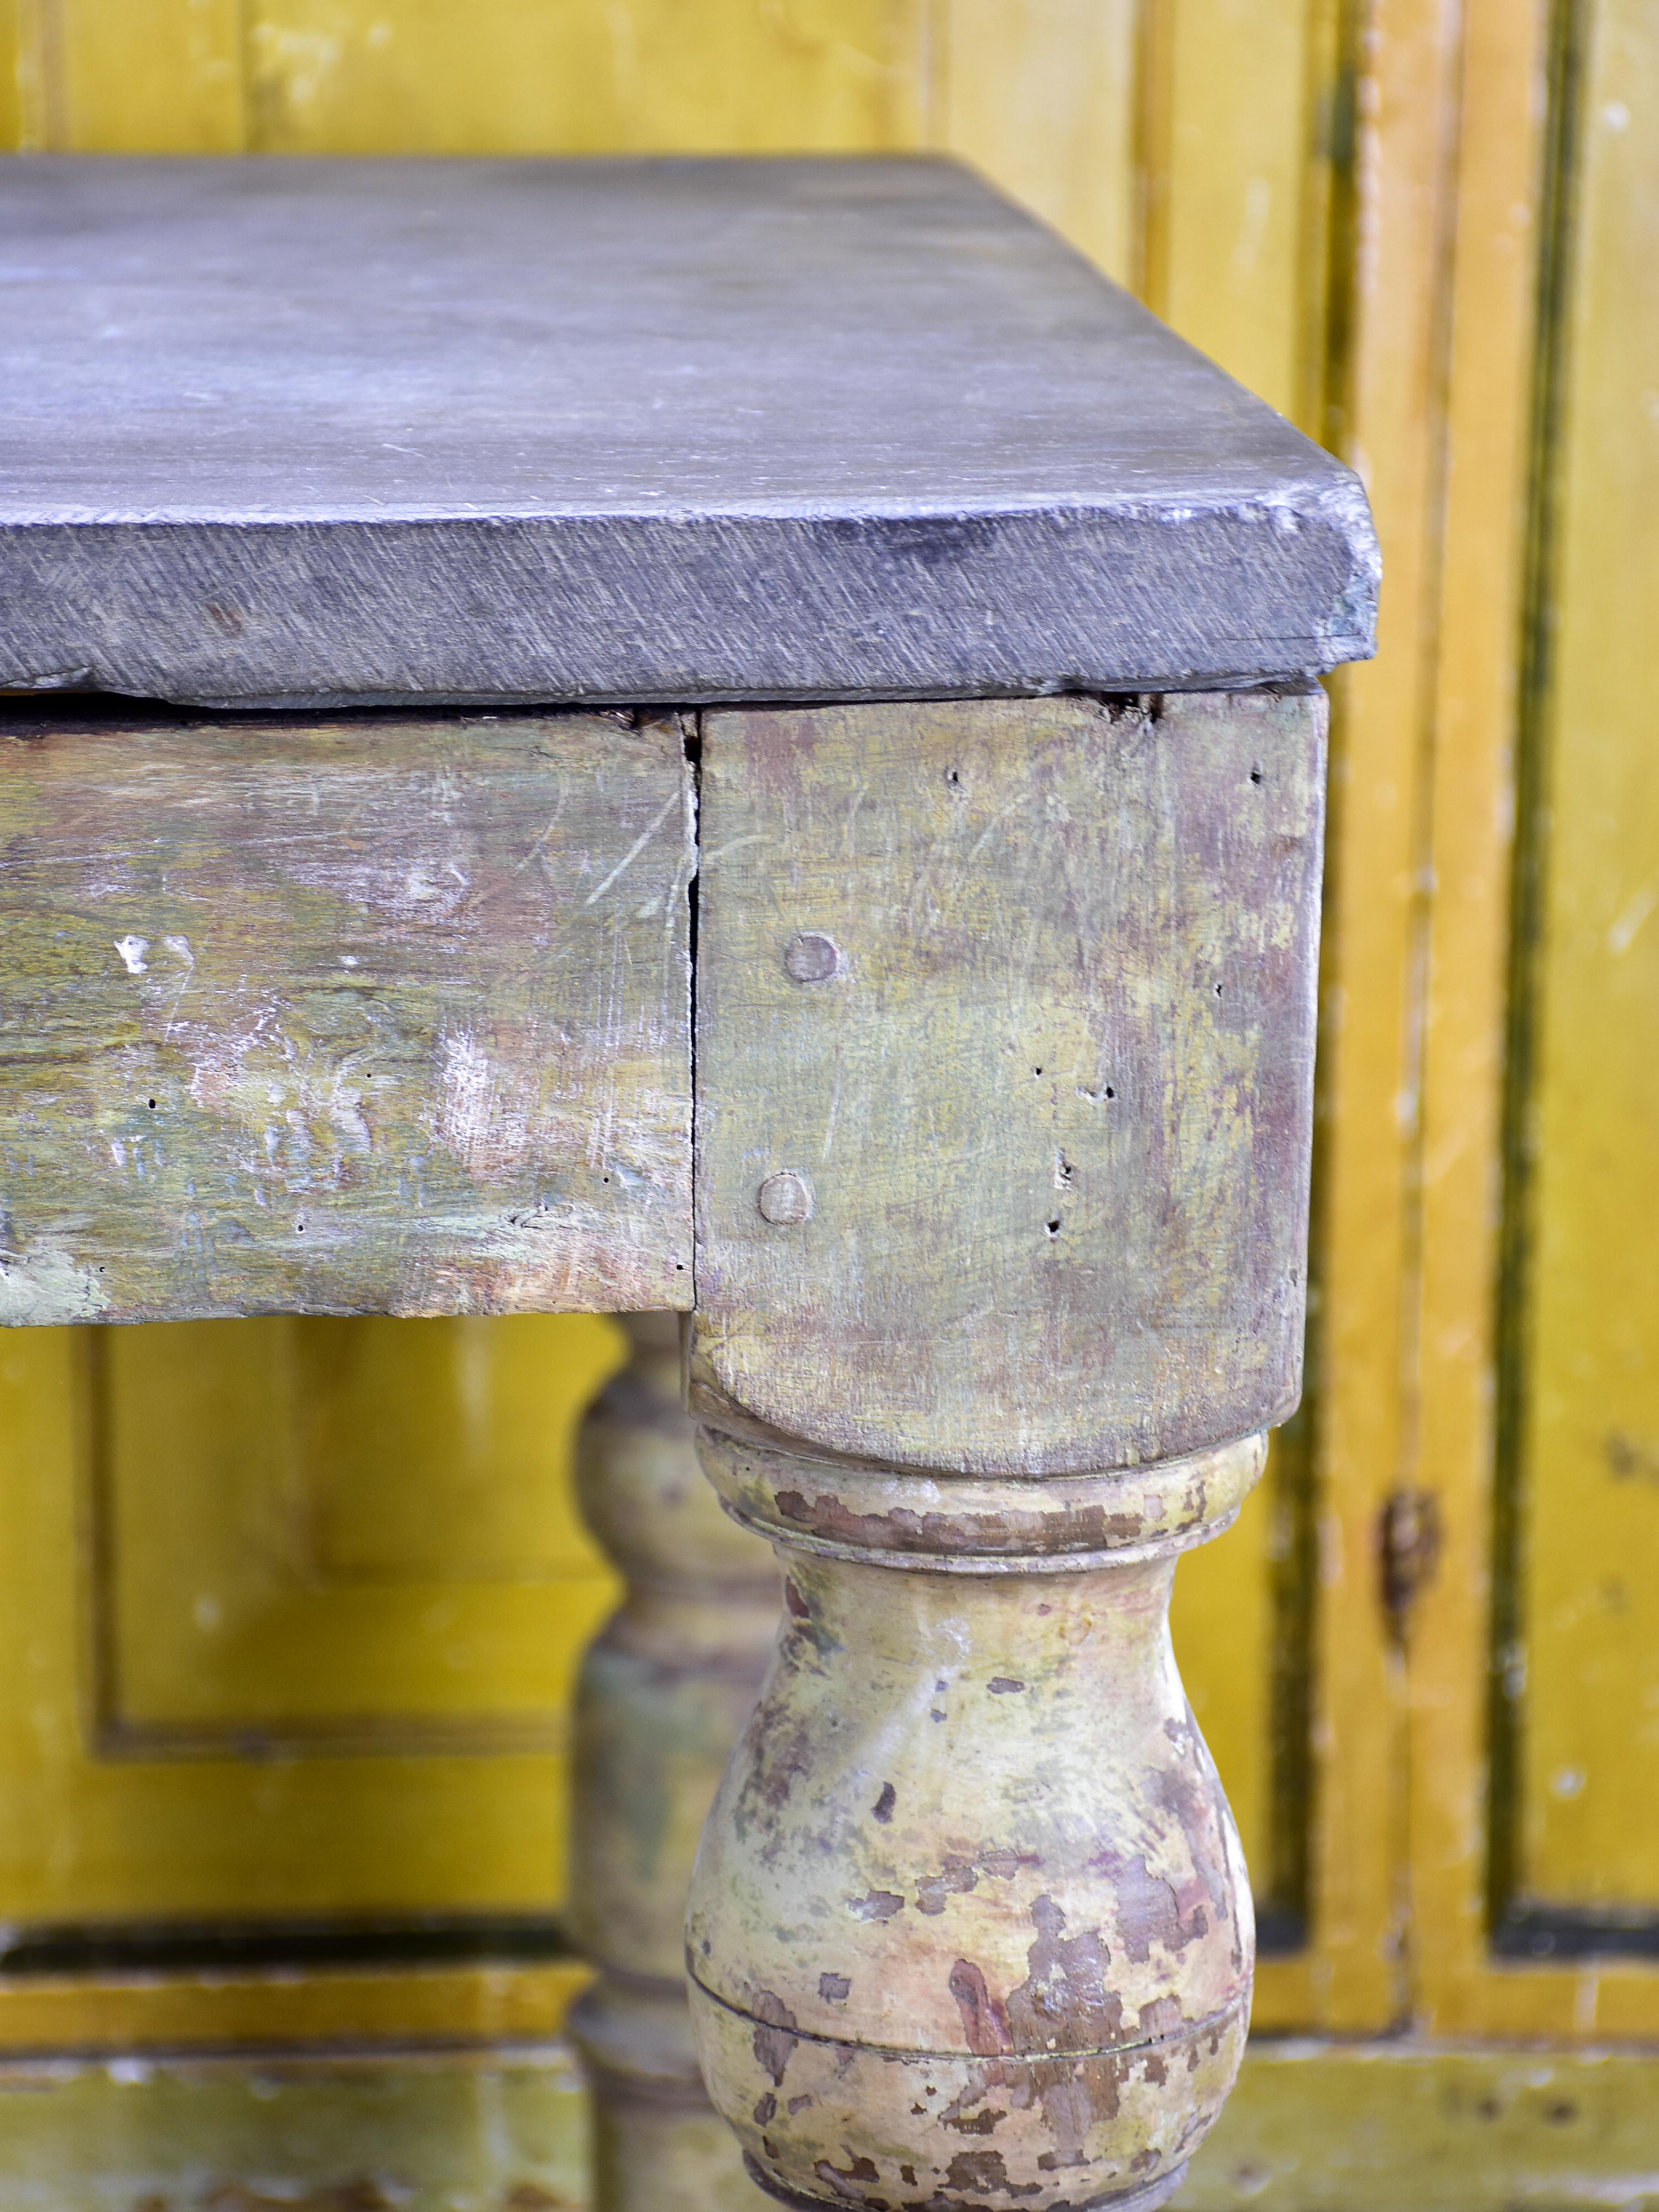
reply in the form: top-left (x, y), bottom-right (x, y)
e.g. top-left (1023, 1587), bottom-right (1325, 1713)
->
top-left (567, 1314), bottom-right (779, 2211)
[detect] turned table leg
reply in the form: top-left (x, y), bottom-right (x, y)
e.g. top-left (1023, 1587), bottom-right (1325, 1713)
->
top-left (567, 1314), bottom-right (779, 2211)
top-left (687, 1430), bottom-right (1263, 2210)
top-left (681, 692), bottom-right (1328, 2210)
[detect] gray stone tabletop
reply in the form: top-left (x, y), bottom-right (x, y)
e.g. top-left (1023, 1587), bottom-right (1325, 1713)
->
top-left (0, 156), bottom-right (1377, 710)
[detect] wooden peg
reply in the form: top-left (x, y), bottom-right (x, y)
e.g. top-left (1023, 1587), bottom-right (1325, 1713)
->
top-left (567, 1314), bottom-right (779, 2212)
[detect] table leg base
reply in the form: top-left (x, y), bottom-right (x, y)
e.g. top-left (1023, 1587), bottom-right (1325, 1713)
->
top-left (742, 2150), bottom-right (1192, 2212)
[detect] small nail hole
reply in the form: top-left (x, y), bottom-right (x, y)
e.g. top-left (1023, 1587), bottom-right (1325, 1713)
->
top-left (1250, 768), bottom-right (1263, 785)
top-left (1045, 1218), bottom-right (1061, 1238)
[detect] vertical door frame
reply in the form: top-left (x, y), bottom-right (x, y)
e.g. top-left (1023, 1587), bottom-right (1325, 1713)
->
top-left (1412, 0), bottom-right (1659, 2040)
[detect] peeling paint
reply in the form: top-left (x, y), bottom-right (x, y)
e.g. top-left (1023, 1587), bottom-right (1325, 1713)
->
top-left (0, 713), bottom-right (694, 1323)
top-left (691, 693), bottom-right (1324, 1476)
top-left (688, 1433), bottom-right (1258, 2210)
top-left (0, 1243), bottom-right (113, 1326)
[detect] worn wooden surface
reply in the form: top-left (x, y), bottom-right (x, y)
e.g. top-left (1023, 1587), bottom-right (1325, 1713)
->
top-left (0, 1959), bottom-right (588, 2057)
top-left (682, 691), bottom-right (1327, 2205)
top-left (3, 2036), bottom-right (1657, 2212)
top-left (1182, 2040), bottom-right (1659, 2211)
top-left (1274, 0), bottom-right (1451, 2044)
top-left (690, 691), bottom-right (1326, 1476)
top-left (0, 160), bottom-right (1374, 710)
top-left (0, 709), bottom-right (693, 1324)
top-left (0, 2044), bottom-right (593, 2212)
top-left (567, 1314), bottom-right (775, 2212)
top-left (687, 1432), bottom-right (1262, 2212)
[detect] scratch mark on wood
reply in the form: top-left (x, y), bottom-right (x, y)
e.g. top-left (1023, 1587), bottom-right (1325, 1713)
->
top-left (691, 691), bottom-right (1327, 1475)
top-left (582, 789), bottom-right (681, 907)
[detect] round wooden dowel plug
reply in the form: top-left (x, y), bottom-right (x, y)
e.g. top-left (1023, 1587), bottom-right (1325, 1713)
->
top-left (685, 1427), bottom-right (1265, 2212)
top-left (567, 1314), bottom-right (780, 2212)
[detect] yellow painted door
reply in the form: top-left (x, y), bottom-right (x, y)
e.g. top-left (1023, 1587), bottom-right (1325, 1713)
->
top-left (1499, 0), bottom-right (1659, 1956)
top-left (0, 1314), bottom-right (617, 2046)
top-left (1410, 0), bottom-right (1659, 2042)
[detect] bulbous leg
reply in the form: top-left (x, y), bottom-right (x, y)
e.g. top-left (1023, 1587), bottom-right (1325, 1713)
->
top-left (685, 1427), bottom-right (1264, 2212)
top-left (567, 1314), bottom-right (780, 2212)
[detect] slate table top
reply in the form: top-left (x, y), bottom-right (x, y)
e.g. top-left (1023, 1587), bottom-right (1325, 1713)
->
top-left (0, 155), bottom-right (1378, 709)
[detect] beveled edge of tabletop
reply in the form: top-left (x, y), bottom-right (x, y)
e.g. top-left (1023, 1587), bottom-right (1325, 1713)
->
top-left (0, 154), bottom-right (1378, 708)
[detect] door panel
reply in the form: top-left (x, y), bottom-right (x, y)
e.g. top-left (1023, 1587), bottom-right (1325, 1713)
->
top-left (101, 1318), bottom-right (618, 1750)
top-left (1147, 0), bottom-right (1399, 2031)
top-left (1502, 0), bottom-right (1659, 1936)
top-left (1413, 0), bottom-right (1659, 2037)
top-left (0, 1318), bottom-right (620, 1941)
top-left (932, 0), bottom-right (1141, 283)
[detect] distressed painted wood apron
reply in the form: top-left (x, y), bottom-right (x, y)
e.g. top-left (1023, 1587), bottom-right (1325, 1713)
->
top-left (0, 157), bottom-right (1376, 2212)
